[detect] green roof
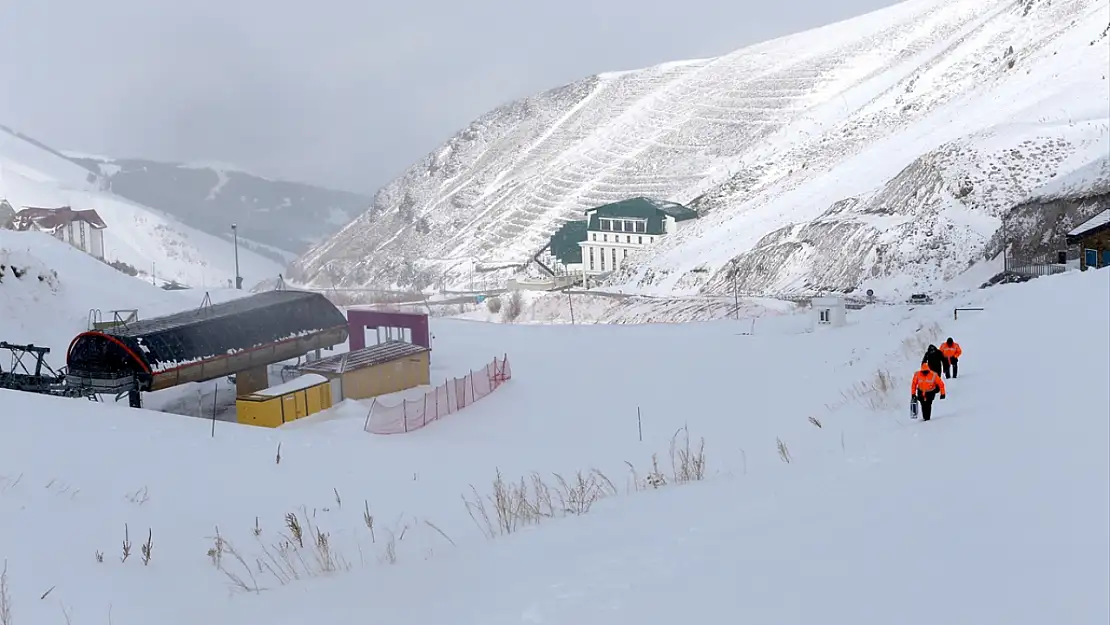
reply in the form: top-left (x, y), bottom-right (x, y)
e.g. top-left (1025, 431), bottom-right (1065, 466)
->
top-left (548, 220), bottom-right (588, 264)
top-left (585, 197), bottom-right (697, 235)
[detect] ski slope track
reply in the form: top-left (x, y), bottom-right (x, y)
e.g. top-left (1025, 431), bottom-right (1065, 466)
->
top-left (0, 126), bottom-right (284, 289)
top-left (0, 246), bottom-right (1107, 623)
top-left (291, 0), bottom-right (1110, 297)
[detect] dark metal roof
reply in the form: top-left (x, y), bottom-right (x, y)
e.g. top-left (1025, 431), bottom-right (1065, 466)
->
top-left (584, 197), bottom-right (698, 234)
top-left (299, 341), bottom-right (429, 375)
top-left (108, 290), bottom-right (322, 338)
top-left (67, 289), bottom-right (348, 376)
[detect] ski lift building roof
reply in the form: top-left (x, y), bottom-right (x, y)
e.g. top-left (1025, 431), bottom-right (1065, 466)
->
top-left (66, 290), bottom-right (349, 392)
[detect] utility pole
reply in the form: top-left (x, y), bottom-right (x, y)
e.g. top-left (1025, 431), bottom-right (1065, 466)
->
top-left (567, 290), bottom-right (576, 324)
top-left (231, 223), bottom-right (241, 289)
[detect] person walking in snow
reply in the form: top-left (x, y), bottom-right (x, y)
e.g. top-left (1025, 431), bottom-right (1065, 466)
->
top-left (910, 362), bottom-right (947, 421)
top-left (939, 337), bottom-right (962, 379)
top-left (922, 344), bottom-right (945, 377)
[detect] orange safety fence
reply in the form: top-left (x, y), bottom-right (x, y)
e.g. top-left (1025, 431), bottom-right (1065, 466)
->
top-left (364, 354), bottom-right (512, 434)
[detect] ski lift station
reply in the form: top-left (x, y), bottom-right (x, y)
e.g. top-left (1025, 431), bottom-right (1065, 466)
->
top-left (812, 296), bottom-right (847, 327)
top-left (65, 290), bottom-right (350, 407)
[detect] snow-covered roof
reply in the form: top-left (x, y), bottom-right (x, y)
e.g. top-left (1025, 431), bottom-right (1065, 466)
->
top-left (1067, 209), bottom-right (1110, 238)
top-left (251, 373), bottom-right (329, 398)
top-left (299, 341), bottom-right (429, 375)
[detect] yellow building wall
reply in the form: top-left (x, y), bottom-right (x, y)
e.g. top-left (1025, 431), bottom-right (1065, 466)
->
top-left (340, 351), bottom-right (431, 400)
top-left (235, 380), bottom-right (333, 428)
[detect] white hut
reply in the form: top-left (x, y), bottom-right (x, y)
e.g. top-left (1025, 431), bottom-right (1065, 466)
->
top-left (812, 296), bottom-right (847, 327)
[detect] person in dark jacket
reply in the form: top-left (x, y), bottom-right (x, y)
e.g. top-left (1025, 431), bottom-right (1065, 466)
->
top-left (922, 345), bottom-right (945, 376)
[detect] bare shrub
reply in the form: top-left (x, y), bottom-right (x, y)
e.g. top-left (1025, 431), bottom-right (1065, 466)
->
top-left (485, 297), bottom-right (502, 314)
top-left (808, 416), bottom-right (823, 428)
top-left (500, 290), bottom-right (524, 323)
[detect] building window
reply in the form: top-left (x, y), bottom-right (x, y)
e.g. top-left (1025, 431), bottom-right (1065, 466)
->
top-left (588, 246), bottom-right (595, 270)
top-left (638, 236), bottom-right (643, 244)
top-left (603, 234), bottom-right (608, 242)
top-left (591, 233), bottom-right (596, 241)
top-left (600, 248), bottom-right (606, 270)
top-left (626, 235), bottom-right (631, 243)
top-left (635, 221), bottom-right (646, 233)
top-left (623, 249), bottom-right (628, 259)
top-left (611, 248), bottom-right (617, 267)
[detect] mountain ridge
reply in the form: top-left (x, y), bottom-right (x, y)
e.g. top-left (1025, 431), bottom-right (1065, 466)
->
top-left (62, 153), bottom-right (371, 261)
top-left (289, 0), bottom-right (1109, 296)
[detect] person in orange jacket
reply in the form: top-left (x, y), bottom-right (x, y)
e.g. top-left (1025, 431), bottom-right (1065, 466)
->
top-left (911, 362), bottom-right (947, 421)
top-left (939, 337), bottom-right (962, 379)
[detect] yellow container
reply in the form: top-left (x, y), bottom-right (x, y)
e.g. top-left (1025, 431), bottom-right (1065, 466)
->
top-left (235, 373), bottom-right (332, 428)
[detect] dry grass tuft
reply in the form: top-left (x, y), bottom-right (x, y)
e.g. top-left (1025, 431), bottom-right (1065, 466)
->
top-left (462, 468), bottom-right (618, 539)
top-left (828, 368), bottom-right (899, 412)
top-left (467, 430), bottom-right (710, 539)
top-left (776, 438), bottom-right (792, 464)
top-left (669, 427), bottom-right (707, 484)
top-left (808, 416), bottom-right (823, 428)
top-left (1, 561), bottom-right (11, 625)
top-left (120, 524), bottom-right (131, 563)
top-left (140, 529), bottom-right (153, 566)
top-left (211, 510), bottom-right (351, 593)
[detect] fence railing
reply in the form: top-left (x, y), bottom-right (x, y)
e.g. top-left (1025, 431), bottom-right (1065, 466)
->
top-left (364, 354), bottom-right (512, 434)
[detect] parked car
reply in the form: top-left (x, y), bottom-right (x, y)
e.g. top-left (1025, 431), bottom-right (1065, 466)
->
top-left (907, 293), bottom-right (934, 305)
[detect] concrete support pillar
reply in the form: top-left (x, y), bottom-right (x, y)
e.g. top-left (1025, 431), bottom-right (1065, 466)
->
top-left (236, 365), bottom-right (269, 396)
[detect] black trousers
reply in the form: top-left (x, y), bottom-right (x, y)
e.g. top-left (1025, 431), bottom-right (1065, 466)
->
top-left (943, 356), bottom-right (959, 378)
top-left (916, 389), bottom-right (938, 420)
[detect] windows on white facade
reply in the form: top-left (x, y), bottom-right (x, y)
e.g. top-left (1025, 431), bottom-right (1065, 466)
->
top-left (597, 218), bottom-right (648, 233)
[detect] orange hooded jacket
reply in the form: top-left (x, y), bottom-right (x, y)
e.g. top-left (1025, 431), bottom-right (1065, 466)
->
top-left (940, 340), bottom-right (962, 360)
top-left (911, 362), bottom-right (946, 395)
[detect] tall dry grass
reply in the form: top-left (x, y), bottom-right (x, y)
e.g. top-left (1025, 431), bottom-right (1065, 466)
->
top-left (464, 428), bottom-right (708, 539)
top-left (209, 509), bottom-right (351, 593)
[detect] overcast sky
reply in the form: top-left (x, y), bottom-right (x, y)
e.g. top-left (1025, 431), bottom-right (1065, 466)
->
top-left (0, 0), bottom-right (903, 195)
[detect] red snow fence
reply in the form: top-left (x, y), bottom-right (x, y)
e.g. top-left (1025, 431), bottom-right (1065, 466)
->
top-left (364, 354), bottom-right (512, 434)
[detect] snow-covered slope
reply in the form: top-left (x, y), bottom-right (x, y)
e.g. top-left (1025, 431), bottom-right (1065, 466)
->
top-left (0, 262), bottom-right (1106, 623)
top-left (62, 153), bottom-right (370, 260)
top-left (0, 126), bottom-right (284, 288)
top-left (290, 0), bottom-right (1110, 298)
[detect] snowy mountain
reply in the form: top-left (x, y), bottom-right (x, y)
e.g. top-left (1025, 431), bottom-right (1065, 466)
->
top-left (0, 125), bottom-right (284, 288)
top-left (1, 244), bottom-right (1106, 622)
top-left (63, 153), bottom-right (371, 260)
top-left (290, 0), bottom-right (1110, 297)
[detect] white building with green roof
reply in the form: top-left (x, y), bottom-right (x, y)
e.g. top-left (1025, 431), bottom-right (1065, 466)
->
top-left (576, 197), bottom-right (698, 282)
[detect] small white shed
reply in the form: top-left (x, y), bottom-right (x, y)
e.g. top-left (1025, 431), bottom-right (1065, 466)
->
top-left (812, 296), bottom-right (847, 327)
